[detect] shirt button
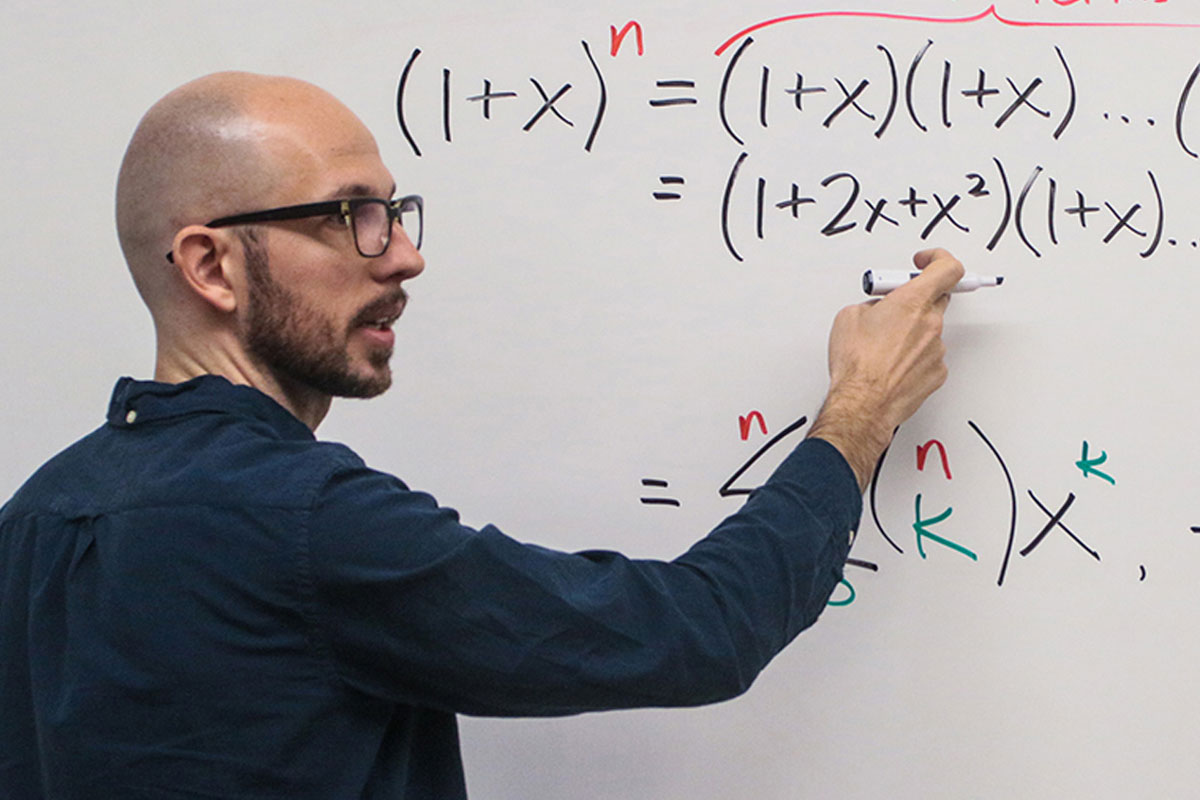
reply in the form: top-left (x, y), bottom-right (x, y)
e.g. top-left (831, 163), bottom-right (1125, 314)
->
top-left (848, 529), bottom-right (857, 546)
top-left (125, 409), bottom-right (138, 424)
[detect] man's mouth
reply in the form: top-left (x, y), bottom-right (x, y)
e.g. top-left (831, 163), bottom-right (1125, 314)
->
top-left (355, 291), bottom-right (408, 332)
top-left (365, 311), bottom-right (400, 330)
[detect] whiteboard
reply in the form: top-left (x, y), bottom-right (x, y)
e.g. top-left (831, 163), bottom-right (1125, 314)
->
top-left (4, 2), bottom-right (1199, 798)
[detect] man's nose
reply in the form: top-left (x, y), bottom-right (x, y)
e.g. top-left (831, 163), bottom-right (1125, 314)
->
top-left (371, 221), bottom-right (424, 283)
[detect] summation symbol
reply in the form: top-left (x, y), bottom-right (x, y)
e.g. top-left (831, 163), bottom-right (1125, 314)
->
top-left (714, 408), bottom-right (878, 607)
top-left (640, 478), bottom-right (681, 507)
top-left (719, 415), bottom-right (808, 497)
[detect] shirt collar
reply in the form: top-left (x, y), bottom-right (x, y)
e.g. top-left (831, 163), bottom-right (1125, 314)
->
top-left (106, 375), bottom-right (315, 441)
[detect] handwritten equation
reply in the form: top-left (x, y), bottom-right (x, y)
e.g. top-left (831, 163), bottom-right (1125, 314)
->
top-left (640, 408), bottom-right (1194, 607)
top-left (393, 8), bottom-right (1200, 606)
top-left (718, 155), bottom-right (1167, 262)
top-left (395, 9), bottom-right (1200, 261)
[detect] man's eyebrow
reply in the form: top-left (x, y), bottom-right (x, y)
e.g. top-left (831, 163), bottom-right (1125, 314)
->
top-left (327, 183), bottom-right (394, 199)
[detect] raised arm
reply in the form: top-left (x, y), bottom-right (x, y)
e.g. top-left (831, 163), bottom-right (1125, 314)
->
top-left (807, 248), bottom-right (965, 491)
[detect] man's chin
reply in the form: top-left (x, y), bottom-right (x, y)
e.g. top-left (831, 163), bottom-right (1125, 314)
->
top-left (337, 368), bottom-right (392, 399)
top-left (290, 360), bottom-right (391, 400)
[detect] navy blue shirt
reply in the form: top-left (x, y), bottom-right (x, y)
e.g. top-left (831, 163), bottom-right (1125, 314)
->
top-left (1, 376), bottom-right (861, 799)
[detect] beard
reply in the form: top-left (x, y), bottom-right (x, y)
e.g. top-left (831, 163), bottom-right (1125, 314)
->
top-left (240, 230), bottom-right (396, 399)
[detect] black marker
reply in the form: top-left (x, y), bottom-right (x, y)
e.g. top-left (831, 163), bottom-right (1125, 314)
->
top-left (862, 269), bottom-right (1004, 296)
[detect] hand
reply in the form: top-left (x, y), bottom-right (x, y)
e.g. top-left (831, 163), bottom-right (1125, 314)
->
top-left (808, 248), bottom-right (965, 491)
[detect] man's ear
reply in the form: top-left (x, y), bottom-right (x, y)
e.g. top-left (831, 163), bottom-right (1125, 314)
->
top-left (169, 226), bottom-right (242, 314)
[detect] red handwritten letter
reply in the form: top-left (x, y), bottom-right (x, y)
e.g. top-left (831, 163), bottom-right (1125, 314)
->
top-left (610, 21), bottom-right (644, 56)
top-left (738, 411), bottom-right (768, 441)
top-left (916, 440), bottom-right (953, 480)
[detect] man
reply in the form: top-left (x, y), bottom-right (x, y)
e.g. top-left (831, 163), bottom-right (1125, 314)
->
top-left (0, 72), bottom-right (964, 798)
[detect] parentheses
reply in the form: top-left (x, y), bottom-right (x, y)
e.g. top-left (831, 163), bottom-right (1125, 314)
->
top-left (719, 37), bottom-right (753, 146)
top-left (868, 437), bottom-right (904, 555)
top-left (721, 152), bottom-right (749, 262)
top-left (397, 48), bottom-right (423, 157)
top-left (1015, 165), bottom-right (1044, 258)
top-left (967, 420), bottom-right (1018, 588)
top-left (986, 157), bottom-right (1013, 251)
top-left (1176, 62), bottom-right (1200, 159)
top-left (1052, 46), bottom-right (1075, 140)
top-left (905, 39), bottom-right (933, 133)
top-left (874, 44), bottom-right (898, 139)
top-left (1140, 170), bottom-right (1164, 259)
top-left (581, 41), bottom-right (606, 153)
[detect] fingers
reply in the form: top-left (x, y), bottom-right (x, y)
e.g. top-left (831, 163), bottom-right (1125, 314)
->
top-left (813, 248), bottom-right (961, 489)
top-left (892, 248), bottom-right (965, 307)
top-left (911, 247), bottom-right (948, 270)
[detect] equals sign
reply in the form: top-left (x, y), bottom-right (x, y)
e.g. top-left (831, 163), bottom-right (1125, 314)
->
top-left (640, 478), bottom-right (681, 507)
top-left (654, 176), bottom-right (684, 201)
top-left (650, 80), bottom-right (697, 107)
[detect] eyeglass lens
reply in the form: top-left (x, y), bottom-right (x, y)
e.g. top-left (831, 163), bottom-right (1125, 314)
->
top-left (351, 198), bottom-right (421, 256)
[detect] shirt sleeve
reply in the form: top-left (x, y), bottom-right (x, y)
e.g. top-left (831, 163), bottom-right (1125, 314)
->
top-left (302, 437), bottom-right (862, 718)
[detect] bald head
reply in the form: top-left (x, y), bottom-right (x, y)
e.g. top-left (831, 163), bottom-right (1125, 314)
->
top-left (115, 71), bottom-right (379, 314)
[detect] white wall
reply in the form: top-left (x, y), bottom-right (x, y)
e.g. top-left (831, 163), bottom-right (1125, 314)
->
top-left (4, 2), bottom-right (1199, 797)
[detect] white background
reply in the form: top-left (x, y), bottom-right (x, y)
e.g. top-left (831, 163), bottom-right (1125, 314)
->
top-left (4, 2), bottom-right (1199, 797)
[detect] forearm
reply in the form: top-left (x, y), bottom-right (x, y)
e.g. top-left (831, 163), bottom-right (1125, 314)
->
top-left (809, 248), bottom-right (963, 490)
top-left (806, 381), bottom-right (896, 493)
top-left (311, 441), bottom-right (860, 716)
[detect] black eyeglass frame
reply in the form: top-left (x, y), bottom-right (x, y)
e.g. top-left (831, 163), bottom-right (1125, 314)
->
top-left (165, 194), bottom-right (422, 263)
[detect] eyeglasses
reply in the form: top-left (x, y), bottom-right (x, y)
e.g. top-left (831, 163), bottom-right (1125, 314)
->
top-left (166, 194), bottom-right (423, 263)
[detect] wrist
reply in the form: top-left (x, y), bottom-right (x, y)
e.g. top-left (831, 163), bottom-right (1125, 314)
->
top-left (806, 384), bottom-right (896, 492)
